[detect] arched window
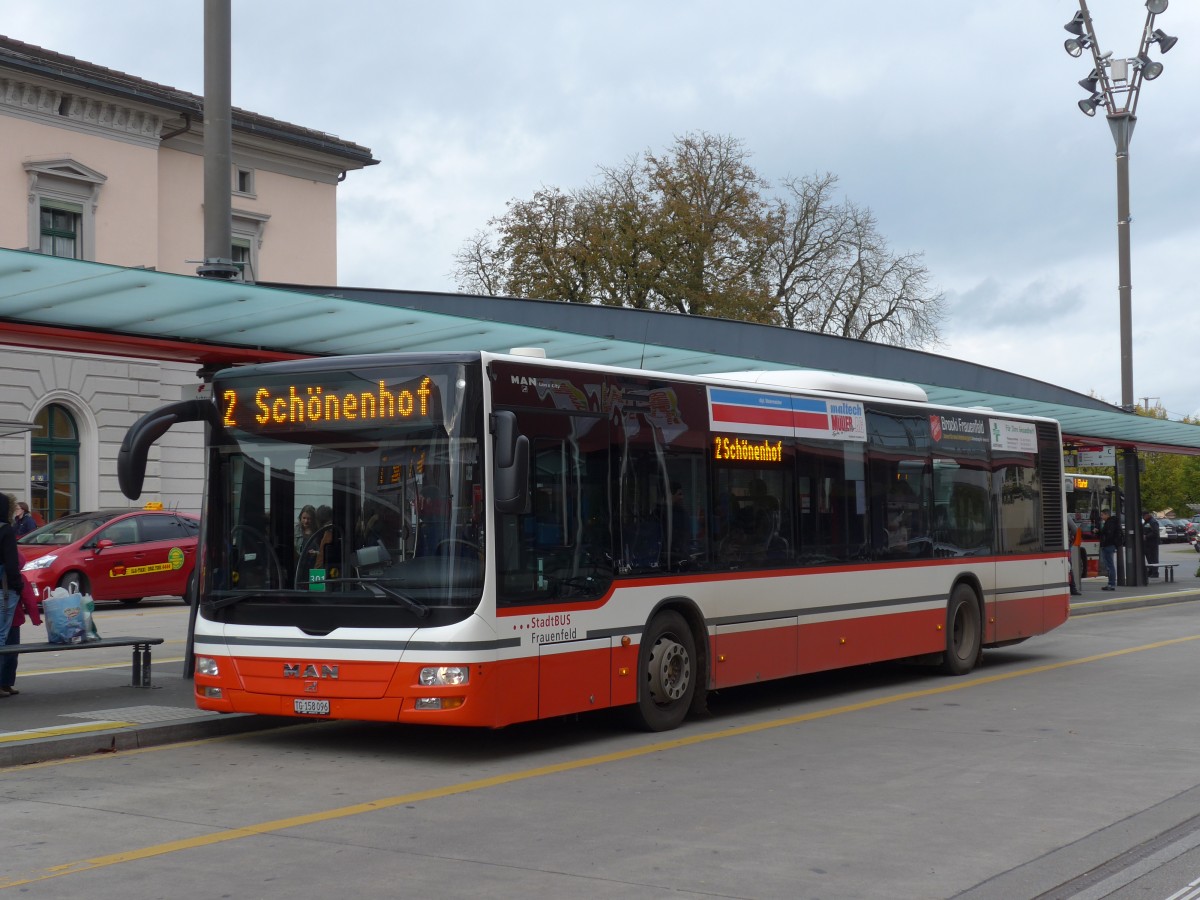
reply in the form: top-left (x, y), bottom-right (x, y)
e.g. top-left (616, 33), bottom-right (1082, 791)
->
top-left (31, 403), bottom-right (80, 522)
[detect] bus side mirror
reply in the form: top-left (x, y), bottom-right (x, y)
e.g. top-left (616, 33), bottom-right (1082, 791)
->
top-left (491, 410), bottom-right (529, 514)
top-left (118, 399), bottom-right (220, 499)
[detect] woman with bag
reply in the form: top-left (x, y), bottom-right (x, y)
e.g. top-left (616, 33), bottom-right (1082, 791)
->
top-left (1, 578), bottom-right (41, 696)
top-left (0, 494), bottom-right (26, 684)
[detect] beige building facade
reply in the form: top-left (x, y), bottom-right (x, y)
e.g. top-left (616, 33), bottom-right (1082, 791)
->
top-left (0, 35), bottom-right (376, 522)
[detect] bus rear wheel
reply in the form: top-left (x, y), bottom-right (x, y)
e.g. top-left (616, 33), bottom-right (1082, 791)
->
top-left (941, 584), bottom-right (982, 676)
top-left (633, 610), bottom-right (696, 732)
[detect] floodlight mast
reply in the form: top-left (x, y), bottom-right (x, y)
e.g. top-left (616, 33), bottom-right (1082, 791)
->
top-left (1065, 0), bottom-right (1177, 587)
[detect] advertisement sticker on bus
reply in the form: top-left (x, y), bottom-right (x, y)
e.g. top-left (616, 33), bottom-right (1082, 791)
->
top-left (707, 387), bottom-right (866, 441)
top-left (990, 418), bottom-right (1038, 453)
top-left (930, 414), bottom-right (989, 456)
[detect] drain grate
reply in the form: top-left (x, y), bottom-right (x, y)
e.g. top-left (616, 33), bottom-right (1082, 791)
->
top-left (63, 705), bottom-right (217, 724)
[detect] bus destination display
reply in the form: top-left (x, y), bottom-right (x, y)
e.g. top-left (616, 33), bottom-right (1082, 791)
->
top-left (220, 376), bottom-right (435, 431)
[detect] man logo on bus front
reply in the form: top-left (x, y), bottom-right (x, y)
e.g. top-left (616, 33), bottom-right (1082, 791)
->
top-left (283, 663), bottom-right (339, 679)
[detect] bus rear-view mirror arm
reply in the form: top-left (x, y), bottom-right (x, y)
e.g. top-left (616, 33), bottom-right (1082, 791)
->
top-left (118, 398), bottom-right (220, 500)
top-left (491, 410), bottom-right (529, 514)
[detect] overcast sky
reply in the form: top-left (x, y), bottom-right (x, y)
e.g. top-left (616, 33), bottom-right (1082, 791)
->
top-left (7, 2), bottom-right (1199, 418)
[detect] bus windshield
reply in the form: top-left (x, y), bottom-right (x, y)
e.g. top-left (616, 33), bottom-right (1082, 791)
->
top-left (204, 361), bottom-right (485, 628)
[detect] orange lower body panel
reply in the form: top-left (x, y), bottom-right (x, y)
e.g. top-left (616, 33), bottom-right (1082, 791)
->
top-left (195, 656), bottom-right (543, 728)
top-left (194, 597), bottom-right (1067, 727)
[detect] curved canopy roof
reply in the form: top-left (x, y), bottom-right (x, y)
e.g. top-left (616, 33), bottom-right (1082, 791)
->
top-left (2, 247), bottom-right (1198, 454)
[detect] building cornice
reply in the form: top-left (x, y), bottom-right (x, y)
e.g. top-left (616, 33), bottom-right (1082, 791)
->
top-left (2, 75), bottom-right (164, 147)
top-left (0, 35), bottom-right (378, 170)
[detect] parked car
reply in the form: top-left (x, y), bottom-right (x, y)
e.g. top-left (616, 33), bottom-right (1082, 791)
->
top-left (18, 507), bottom-right (199, 605)
top-left (1156, 518), bottom-right (1174, 543)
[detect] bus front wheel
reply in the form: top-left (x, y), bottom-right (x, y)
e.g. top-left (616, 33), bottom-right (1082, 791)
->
top-left (633, 610), bottom-right (696, 732)
top-left (941, 585), bottom-right (982, 676)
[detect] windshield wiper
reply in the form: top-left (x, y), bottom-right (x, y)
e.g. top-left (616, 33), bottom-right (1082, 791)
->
top-left (207, 589), bottom-right (312, 610)
top-left (321, 577), bottom-right (430, 618)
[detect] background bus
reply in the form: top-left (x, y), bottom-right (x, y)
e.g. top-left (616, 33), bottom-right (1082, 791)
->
top-left (119, 351), bottom-right (1069, 731)
top-left (1064, 472), bottom-right (1114, 578)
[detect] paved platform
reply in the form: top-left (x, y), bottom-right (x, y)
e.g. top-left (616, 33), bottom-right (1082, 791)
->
top-left (2, 547), bottom-right (1198, 766)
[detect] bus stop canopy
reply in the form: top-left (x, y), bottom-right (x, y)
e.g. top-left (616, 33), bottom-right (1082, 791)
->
top-left (3, 247), bottom-right (1198, 455)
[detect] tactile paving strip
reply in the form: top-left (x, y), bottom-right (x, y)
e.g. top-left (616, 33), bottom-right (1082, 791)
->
top-left (62, 705), bottom-right (216, 723)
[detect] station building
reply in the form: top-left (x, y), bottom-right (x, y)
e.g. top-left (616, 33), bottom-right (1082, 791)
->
top-left (0, 35), bottom-right (376, 520)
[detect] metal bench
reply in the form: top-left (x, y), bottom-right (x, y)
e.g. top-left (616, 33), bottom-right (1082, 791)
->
top-left (1158, 563), bottom-right (1179, 583)
top-left (0, 637), bottom-right (165, 687)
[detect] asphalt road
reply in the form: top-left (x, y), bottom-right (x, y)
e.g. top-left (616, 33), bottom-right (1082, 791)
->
top-left (4, 593), bottom-right (1200, 899)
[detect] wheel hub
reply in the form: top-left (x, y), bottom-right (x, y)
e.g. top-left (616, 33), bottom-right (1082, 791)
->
top-left (648, 637), bottom-right (690, 703)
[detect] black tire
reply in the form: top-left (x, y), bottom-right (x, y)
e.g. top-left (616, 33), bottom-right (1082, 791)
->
top-left (942, 584), bottom-right (982, 676)
top-left (58, 571), bottom-right (88, 595)
top-left (632, 610), bottom-right (696, 732)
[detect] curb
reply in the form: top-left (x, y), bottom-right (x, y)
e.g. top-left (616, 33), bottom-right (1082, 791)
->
top-left (1070, 588), bottom-right (1200, 617)
top-left (0, 713), bottom-right (294, 768)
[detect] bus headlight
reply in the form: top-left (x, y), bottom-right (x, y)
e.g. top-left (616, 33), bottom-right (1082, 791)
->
top-left (196, 656), bottom-right (220, 677)
top-left (418, 665), bottom-right (468, 686)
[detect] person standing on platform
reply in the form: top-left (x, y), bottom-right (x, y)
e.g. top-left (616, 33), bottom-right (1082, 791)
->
top-left (1099, 509), bottom-right (1122, 591)
top-left (1068, 516), bottom-right (1083, 595)
top-left (12, 501), bottom-right (36, 537)
top-left (1141, 511), bottom-right (1160, 579)
top-left (0, 494), bottom-right (26, 676)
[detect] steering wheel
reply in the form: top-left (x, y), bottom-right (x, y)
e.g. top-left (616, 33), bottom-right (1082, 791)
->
top-left (295, 523), bottom-right (341, 588)
top-left (231, 525), bottom-right (286, 588)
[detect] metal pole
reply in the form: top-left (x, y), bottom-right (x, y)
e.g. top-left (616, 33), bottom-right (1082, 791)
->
top-left (1125, 451), bottom-right (1143, 585)
top-left (1108, 112), bottom-right (1144, 586)
top-left (198, 0), bottom-right (239, 279)
top-left (1110, 113), bottom-right (1135, 413)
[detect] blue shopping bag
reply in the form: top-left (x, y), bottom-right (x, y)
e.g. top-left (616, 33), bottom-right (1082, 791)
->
top-left (43, 589), bottom-right (86, 644)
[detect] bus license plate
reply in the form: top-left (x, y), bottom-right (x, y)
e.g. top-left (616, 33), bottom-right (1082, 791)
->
top-left (294, 699), bottom-right (330, 716)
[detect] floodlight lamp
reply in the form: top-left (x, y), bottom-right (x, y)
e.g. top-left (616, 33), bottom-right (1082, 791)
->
top-left (1146, 0), bottom-right (1168, 14)
top-left (1135, 54), bottom-right (1164, 80)
top-left (1064, 11), bottom-right (1086, 36)
top-left (1064, 36), bottom-right (1092, 57)
top-left (1078, 93), bottom-right (1104, 116)
top-left (1151, 29), bottom-right (1178, 53)
top-left (1078, 67), bottom-right (1101, 92)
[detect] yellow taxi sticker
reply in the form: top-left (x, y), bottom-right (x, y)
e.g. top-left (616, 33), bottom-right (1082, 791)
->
top-left (108, 547), bottom-right (186, 579)
top-left (109, 562), bottom-right (174, 579)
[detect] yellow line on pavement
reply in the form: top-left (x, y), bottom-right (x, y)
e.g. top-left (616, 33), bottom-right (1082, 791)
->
top-left (0, 722), bottom-right (136, 744)
top-left (3, 632), bottom-right (1200, 890)
top-left (15, 655), bottom-right (186, 677)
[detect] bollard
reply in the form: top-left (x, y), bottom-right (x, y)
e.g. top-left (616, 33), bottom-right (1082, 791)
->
top-left (130, 643), bottom-right (154, 688)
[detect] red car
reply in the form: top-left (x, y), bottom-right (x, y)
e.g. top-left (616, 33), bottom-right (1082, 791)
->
top-left (18, 507), bottom-right (199, 605)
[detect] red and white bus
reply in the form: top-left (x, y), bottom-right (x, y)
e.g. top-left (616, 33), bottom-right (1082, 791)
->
top-left (119, 351), bottom-right (1070, 731)
top-left (1063, 472), bottom-right (1114, 578)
